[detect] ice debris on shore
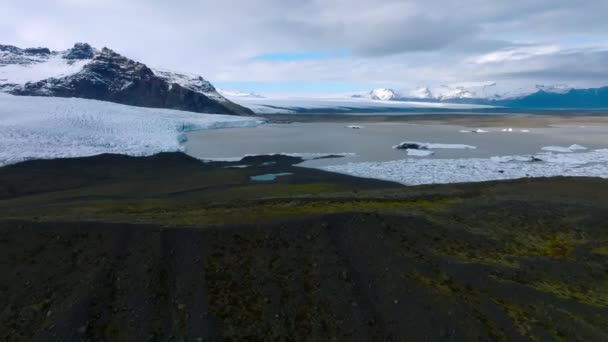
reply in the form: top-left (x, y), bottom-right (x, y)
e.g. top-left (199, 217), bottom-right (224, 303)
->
top-left (323, 149), bottom-right (608, 185)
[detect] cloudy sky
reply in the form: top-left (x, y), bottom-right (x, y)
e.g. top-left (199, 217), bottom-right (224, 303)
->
top-left (2, 0), bottom-right (608, 95)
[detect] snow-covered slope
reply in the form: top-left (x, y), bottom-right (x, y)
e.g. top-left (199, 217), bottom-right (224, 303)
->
top-left (0, 42), bottom-right (253, 115)
top-left (351, 88), bottom-right (402, 101)
top-left (0, 93), bottom-right (263, 167)
top-left (153, 69), bottom-right (226, 103)
top-left (369, 88), bottom-right (400, 101)
top-left (0, 44), bottom-right (91, 88)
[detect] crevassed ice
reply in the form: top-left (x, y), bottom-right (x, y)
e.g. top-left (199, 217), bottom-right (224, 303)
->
top-left (0, 93), bottom-right (263, 166)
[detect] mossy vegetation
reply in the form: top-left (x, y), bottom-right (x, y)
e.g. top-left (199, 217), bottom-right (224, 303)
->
top-left (1, 153), bottom-right (608, 340)
top-left (591, 244), bottom-right (608, 255)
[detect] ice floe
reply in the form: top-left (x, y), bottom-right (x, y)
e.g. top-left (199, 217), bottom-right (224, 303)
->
top-left (460, 129), bottom-right (489, 133)
top-left (405, 149), bottom-right (435, 157)
top-left (323, 149), bottom-right (608, 185)
top-left (541, 144), bottom-right (588, 153)
top-left (0, 93), bottom-right (264, 167)
top-left (393, 141), bottom-right (477, 150)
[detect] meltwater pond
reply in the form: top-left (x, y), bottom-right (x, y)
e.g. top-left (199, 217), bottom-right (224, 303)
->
top-left (185, 122), bottom-right (607, 168)
top-left (250, 173), bottom-right (293, 181)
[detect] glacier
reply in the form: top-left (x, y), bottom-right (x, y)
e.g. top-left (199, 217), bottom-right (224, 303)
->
top-left (224, 97), bottom-right (494, 114)
top-left (0, 93), bottom-right (263, 167)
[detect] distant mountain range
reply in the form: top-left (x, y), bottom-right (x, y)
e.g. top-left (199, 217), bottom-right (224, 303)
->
top-left (352, 84), bottom-right (608, 109)
top-left (1, 42), bottom-right (606, 112)
top-left (0, 43), bottom-right (253, 115)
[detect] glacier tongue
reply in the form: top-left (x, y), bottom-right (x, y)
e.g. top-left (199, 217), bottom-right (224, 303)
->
top-left (0, 93), bottom-right (263, 167)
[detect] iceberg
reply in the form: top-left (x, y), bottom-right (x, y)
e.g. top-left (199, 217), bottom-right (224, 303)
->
top-left (393, 141), bottom-right (477, 150)
top-left (541, 144), bottom-right (588, 153)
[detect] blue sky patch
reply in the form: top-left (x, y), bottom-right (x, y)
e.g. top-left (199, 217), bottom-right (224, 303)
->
top-left (253, 50), bottom-right (350, 61)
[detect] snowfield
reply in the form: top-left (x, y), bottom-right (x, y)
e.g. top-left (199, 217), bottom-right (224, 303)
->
top-left (0, 93), bottom-right (263, 166)
top-left (0, 54), bottom-right (91, 88)
top-left (323, 150), bottom-right (608, 186)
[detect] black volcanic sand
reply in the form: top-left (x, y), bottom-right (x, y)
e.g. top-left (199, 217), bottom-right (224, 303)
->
top-left (1, 153), bottom-right (607, 341)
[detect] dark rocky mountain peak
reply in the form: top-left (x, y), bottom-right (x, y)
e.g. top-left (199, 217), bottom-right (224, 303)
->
top-left (2, 43), bottom-right (253, 115)
top-left (23, 47), bottom-right (51, 55)
top-left (0, 44), bottom-right (51, 65)
top-left (63, 43), bottom-right (95, 60)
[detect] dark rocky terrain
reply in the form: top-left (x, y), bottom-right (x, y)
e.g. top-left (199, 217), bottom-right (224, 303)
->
top-left (1, 153), bottom-right (607, 341)
top-left (0, 43), bottom-right (253, 116)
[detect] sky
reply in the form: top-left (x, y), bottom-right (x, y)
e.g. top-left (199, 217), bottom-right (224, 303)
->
top-left (1, 0), bottom-right (608, 96)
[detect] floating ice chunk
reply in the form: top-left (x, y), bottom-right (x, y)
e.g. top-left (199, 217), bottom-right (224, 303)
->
top-left (542, 146), bottom-right (574, 153)
top-left (393, 141), bottom-right (477, 150)
top-left (569, 144), bottom-right (587, 150)
top-left (541, 144), bottom-right (588, 153)
top-left (460, 129), bottom-right (489, 133)
top-left (406, 149), bottom-right (435, 157)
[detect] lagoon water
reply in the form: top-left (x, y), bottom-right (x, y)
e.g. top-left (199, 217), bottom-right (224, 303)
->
top-left (186, 122), bottom-right (608, 168)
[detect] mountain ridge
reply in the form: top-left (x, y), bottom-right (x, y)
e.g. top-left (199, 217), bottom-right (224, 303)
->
top-left (0, 43), bottom-right (253, 115)
top-left (351, 84), bottom-right (608, 109)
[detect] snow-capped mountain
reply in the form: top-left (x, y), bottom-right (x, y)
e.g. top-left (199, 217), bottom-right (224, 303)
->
top-left (351, 88), bottom-right (403, 101)
top-left (354, 82), bottom-right (581, 104)
top-left (535, 84), bottom-right (572, 94)
top-left (0, 43), bottom-right (253, 115)
top-left (434, 86), bottom-right (477, 100)
top-left (369, 88), bottom-right (400, 101)
top-left (218, 89), bottom-right (265, 99)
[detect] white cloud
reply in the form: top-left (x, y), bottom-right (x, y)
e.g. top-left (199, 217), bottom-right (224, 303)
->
top-left (473, 45), bottom-right (561, 64)
top-left (1, 0), bottom-right (607, 94)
